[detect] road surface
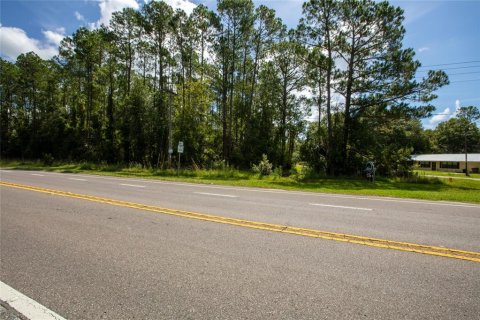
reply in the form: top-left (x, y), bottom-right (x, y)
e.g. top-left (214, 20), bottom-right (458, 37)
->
top-left (1, 169), bottom-right (479, 319)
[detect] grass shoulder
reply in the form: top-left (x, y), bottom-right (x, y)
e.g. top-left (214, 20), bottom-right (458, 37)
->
top-left (414, 170), bottom-right (480, 179)
top-left (2, 160), bottom-right (479, 204)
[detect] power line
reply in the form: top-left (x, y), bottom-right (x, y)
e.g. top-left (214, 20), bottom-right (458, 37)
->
top-left (449, 78), bottom-right (480, 83)
top-left (413, 77), bottom-right (480, 84)
top-left (418, 60), bottom-right (480, 68)
top-left (416, 71), bottom-right (480, 78)
top-left (448, 71), bottom-right (480, 76)
top-left (416, 65), bottom-right (480, 72)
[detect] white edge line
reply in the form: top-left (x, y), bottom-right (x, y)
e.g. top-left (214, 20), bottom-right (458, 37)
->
top-left (310, 203), bottom-right (373, 211)
top-left (79, 176), bottom-right (480, 208)
top-left (0, 281), bottom-right (67, 320)
top-left (68, 178), bottom-right (87, 181)
top-left (194, 192), bottom-right (238, 198)
top-left (3, 169), bottom-right (479, 208)
top-left (31, 174), bottom-right (45, 176)
top-left (120, 183), bottom-right (145, 188)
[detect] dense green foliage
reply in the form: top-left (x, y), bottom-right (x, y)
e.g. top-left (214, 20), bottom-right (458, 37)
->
top-left (3, 0), bottom-right (472, 176)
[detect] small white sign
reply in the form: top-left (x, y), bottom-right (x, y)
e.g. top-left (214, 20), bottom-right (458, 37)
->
top-left (168, 148), bottom-right (173, 154)
top-left (177, 141), bottom-right (184, 153)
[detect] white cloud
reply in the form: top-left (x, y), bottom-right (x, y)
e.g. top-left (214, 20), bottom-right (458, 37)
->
top-left (89, 0), bottom-right (196, 29)
top-left (162, 0), bottom-right (197, 15)
top-left (429, 107), bottom-right (451, 128)
top-left (418, 47), bottom-right (429, 53)
top-left (453, 99), bottom-right (461, 117)
top-left (42, 28), bottom-right (66, 46)
top-left (426, 100), bottom-right (461, 128)
top-left (0, 25), bottom-right (61, 60)
top-left (91, 0), bottom-right (140, 28)
top-left (75, 11), bottom-right (85, 22)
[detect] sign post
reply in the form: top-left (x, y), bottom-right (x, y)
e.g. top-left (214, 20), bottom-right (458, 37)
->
top-left (177, 141), bottom-right (184, 174)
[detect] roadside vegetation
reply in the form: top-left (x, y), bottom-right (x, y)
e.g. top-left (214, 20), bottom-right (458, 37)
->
top-left (2, 160), bottom-right (479, 204)
top-left (3, 0), bottom-right (475, 179)
top-left (415, 170), bottom-right (480, 179)
top-left (1, 0), bottom-right (479, 203)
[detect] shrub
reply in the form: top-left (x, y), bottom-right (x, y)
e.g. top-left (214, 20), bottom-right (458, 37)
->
top-left (211, 159), bottom-right (228, 170)
top-left (273, 166), bottom-right (283, 178)
top-left (79, 162), bottom-right (94, 170)
top-left (252, 154), bottom-right (273, 176)
top-left (42, 153), bottom-right (54, 166)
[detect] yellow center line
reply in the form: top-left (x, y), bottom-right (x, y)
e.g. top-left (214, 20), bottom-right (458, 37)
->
top-left (1, 180), bottom-right (479, 263)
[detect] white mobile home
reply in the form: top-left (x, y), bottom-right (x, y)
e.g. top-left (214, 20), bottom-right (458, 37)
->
top-left (412, 154), bottom-right (480, 173)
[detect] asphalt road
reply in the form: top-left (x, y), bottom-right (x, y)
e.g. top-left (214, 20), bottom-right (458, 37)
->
top-left (1, 170), bottom-right (479, 319)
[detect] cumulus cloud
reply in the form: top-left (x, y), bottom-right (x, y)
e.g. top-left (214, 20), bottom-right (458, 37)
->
top-left (426, 100), bottom-right (461, 128)
top-left (75, 11), bottom-right (85, 22)
top-left (428, 107), bottom-right (451, 128)
top-left (452, 99), bottom-right (462, 117)
top-left (418, 47), bottom-right (430, 53)
top-left (162, 0), bottom-right (197, 15)
top-left (88, 0), bottom-right (196, 29)
top-left (91, 0), bottom-right (140, 28)
top-left (42, 28), bottom-right (66, 46)
top-left (0, 25), bottom-right (63, 60)
top-left (455, 99), bottom-right (461, 109)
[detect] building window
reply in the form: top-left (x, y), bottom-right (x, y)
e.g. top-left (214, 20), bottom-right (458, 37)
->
top-left (440, 162), bottom-right (459, 169)
top-left (418, 161), bottom-right (431, 168)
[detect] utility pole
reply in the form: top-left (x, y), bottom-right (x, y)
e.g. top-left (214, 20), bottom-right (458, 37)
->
top-left (168, 92), bottom-right (173, 168)
top-left (465, 127), bottom-right (469, 177)
top-left (164, 86), bottom-right (177, 169)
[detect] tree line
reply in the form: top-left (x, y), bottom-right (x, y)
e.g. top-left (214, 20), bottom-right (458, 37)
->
top-left (2, 0), bottom-right (477, 175)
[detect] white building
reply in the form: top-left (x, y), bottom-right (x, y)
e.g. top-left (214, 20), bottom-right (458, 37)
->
top-left (412, 154), bottom-right (480, 173)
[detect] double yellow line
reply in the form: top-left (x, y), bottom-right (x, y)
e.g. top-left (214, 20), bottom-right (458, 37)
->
top-left (1, 180), bottom-right (479, 263)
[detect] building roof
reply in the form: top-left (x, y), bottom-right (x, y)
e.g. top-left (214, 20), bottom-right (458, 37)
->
top-left (412, 154), bottom-right (480, 162)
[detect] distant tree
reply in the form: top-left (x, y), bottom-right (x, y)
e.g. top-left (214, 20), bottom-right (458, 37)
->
top-left (334, 0), bottom-right (449, 174)
top-left (110, 7), bottom-right (142, 95)
top-left (299, 0), bottom-right (338, 175)
top-left (0, 59), bottom-right (19, 157)
top-left (457, 106), bottom-right (480, 124)
top-left (299, 0), bottom-right (448, 175)
top-left (215, 0), bottom-right (255, 163)
top-left (435, 117), bottom-right (480, 153)
top-left (271, 30), bottom-right (307, 170)
top-left (457, 106), bottom-right (480, 175)
top-left (191, 5), bottom-right (219, 82)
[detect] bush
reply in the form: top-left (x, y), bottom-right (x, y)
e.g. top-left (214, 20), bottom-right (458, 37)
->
top-left (252, 154), bottom-right (273, 176)
top-left (42, 153), bottom-right (54, 166)
top-left (79, 162), bottom-right (94, 170)
top-left (211, 159), bottom-right (228, 170)
top-left (272, 166), bottom-right (283, 178)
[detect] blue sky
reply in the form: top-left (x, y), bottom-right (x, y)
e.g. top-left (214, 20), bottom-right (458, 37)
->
top-left (1, 0), bottom-right (479, 128)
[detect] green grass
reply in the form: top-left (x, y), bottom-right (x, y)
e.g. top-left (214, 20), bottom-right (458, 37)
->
top-left (2, 160), bottom-right (480, 204)
top-left (414, 170), bottom-right (480, 179)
